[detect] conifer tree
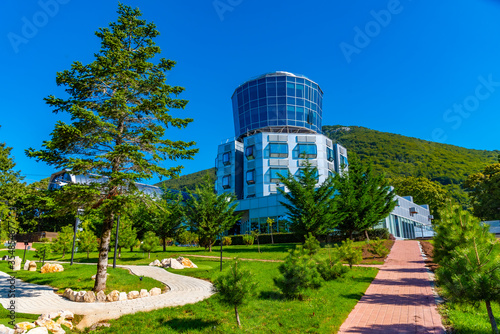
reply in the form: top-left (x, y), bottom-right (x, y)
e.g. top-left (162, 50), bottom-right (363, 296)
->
top-left (53, 225), bottom-right (74, 258)
top-left (77, 221), bottom-right (98, 259)
top-left (26, 4), bottom-right (197, 292)
top-left (140, 231), bottom-right (157, 259)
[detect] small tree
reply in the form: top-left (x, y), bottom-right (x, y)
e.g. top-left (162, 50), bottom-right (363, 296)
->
top-left (222, 236), bottom-right (232, 246)
top-left (437, 229), bottom-right (500, 334)
top-left (316, 245), bottom-right (348, 281)
top-left (369, 238), bottom-right (390, 258)
top-left (303, 232), bottom-right (320, 256)
top-left (77, 221), bottom-right (98, 259)
top-left (335, 239), bottom-right (362, 269)
top-left (464, 162), bottom-right (500, 221)
top-left (140, 231), bottom-right (158, 259)
top-left (243, 234), bottom-right (255, 246)
top-left (278, 160), bottom-right (343, 238)
top-left (184, 175), bottom-right (240, 252)
top-left (267, 217), bottom-right (275, 244)
top-left (213, 259), bottom-right (256, 327)
top-left (274, 246), bottom-right (323, 299)
top-left (250, 230), bottom-right (259, 252)
top-left (53, 225), bottom-right (74, 258)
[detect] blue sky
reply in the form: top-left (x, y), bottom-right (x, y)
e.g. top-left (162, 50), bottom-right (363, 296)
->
top-left (1, 0), bottom-right (500, 185)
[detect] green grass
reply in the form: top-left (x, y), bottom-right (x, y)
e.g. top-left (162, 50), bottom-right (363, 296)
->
top-left (440, 301), bottom-right (500, 333)
top-left (0, 262), bottom-right (163, 294)
top-left (76, 259), bottom-right (378, 333)
top-left (0, 305), bottom-right (39, 328)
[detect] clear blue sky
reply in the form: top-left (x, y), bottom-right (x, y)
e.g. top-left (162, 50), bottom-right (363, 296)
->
top-left (2, 0), bottom-right (500, 185)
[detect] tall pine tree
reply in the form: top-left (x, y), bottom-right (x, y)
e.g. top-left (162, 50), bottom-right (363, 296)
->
top-left (26, 4), bottom-right (197, 292)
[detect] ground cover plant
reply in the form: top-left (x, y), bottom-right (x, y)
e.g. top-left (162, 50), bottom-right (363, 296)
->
top-left (0, 262), bottom-right (162, 294)
top-left (76, 259), bottom-right (378, 333)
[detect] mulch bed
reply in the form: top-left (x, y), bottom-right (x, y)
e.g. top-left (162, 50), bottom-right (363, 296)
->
top-left (419, 240), bottom-right (439, 272)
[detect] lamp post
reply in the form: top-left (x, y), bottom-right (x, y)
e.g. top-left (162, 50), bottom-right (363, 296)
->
top-left (113, 215), bottom-right (120, 269)
top-left (220, 232), bottom-right (223, 272)
top-left (70, 208), bottom-right (84, 265)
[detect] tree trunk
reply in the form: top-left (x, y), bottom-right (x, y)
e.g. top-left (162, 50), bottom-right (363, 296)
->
top-left (235, 305), bottom-right (241, 327)
top-left (350, 231), bottom-right (354, 241)
top-left (118, 247), bottom-right (121, 259)
top-left (130, 246), bottom-right (133, 252)
top-left (486, 300), bottom-right (499, 334)
top-left (87, 251), bottom-right (89, 259)
top-left (257, 236), bottom-right (260, 253)
top-left (93, 214), bottom-right (113, 292)
top-left (148, 251), bottom-right (151, 259)
top-left (162, 236), bottom-right (166, 251)
top-left (365, 230), bottom-right (370, 242)
top-left (209, 243), bottom-right (212, 252)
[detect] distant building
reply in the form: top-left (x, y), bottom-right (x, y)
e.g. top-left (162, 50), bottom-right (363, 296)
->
top-left (215, 71), bottom-right (433, 238)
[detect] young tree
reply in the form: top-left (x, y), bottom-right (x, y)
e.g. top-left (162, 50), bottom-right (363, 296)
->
top-left (391, 176), bottom-right (448, 221)
top-left (332, 155), bottom-right (397, 240)
top-left (184, 175), bottom-right (240, 252)
top-left (140, 231), bottom-right (158, 259)
top-left (26, 5), bottom-right (197, 292)
top-left (278, 160), bottom-right (342, 238)
top-left (437, 228), bottom-right (500, 334)
top-left (335, 238), bottom-right (363, 269)
top-left (213, 259), bottom-right (256, 327)
top-left (53, 225), bottom-right (74, 258)
top-left (111, 216), bottom-right (137, 258)
top-left (77, 221), bottom-right (98, 259)
top-left (464, 162), bottom-right (500, 220)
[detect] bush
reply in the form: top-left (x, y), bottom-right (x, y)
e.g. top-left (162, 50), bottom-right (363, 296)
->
top-left (222, 236), bottom-right (232, 246)
top-left (369, 238), bottom-right (390, 258)
top-left (34, 243), bottom-right (52, 259)
top-left (316, 246), bottom-right (348, 281)
top-left (242, 234), bottom-right (254, 246)
top-left (216, 233), bottom-right (301, 246)
top-left (274, 246), bottom-right (323, 299)
top-left (176, 230), bottom-right (198, 246)
top-left (328, 228), bottom-right (390, 243)
top-left (336, 239), bottom-right (362, 269)
top-left (303, 233), bottom-right (320, 256)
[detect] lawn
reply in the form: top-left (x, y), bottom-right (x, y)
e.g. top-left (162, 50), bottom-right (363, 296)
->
top-left (76, 259), bottom-right (379, 334)
top-left (0, 262), bottom-right (163, 294)
top-left (440, 302), bottom-right (500, 333)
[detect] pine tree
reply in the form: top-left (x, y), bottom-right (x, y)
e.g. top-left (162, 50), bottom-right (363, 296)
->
top-left (332, 154), bottom-right (397, 240)
top-left (77, 220), bottom-right (98, 259)
top-left (140, 231), bottom-right (157, 259)
top-left (213, 259), bottom-right (256, 327)
top-left (278, 160), bottom-right (342, 238)
top-left (53, 225), bottom-right (74, 258)
top-left (25, 4), bottom-right (197, 292)
top-left (111, 216), bottom-right (137, 258)
top-left (184, 175), bottom-right (240, 252)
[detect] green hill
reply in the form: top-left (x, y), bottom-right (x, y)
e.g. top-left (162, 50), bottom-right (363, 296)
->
top-left (157, 125), bottom-right (499, 204)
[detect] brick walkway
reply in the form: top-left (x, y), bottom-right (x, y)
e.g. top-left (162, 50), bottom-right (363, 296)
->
top-left (0, 265), bottom-right (213, 329)
top-left (338, 240), bottom-right (444, 334)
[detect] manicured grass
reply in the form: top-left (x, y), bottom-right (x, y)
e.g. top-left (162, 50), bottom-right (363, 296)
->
top-left (0, 305), bottom-right (39, 328)
top-left (440, 301), bottom-right (500, 333)
top-left (77, 259), bottom-right (378, 334)
top-left (0, 262), bottom-right (163, 294)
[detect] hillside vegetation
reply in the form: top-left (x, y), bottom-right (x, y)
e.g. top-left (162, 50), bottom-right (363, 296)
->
top-left (157, 125), bottom-right (499, 204)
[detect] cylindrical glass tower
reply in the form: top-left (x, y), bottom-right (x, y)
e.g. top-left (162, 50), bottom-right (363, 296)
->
top-left (231, 71), bottom-right (323, 138)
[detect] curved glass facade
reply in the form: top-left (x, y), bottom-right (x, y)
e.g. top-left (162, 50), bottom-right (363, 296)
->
top-left (232, 71), bottom-right (323, 138)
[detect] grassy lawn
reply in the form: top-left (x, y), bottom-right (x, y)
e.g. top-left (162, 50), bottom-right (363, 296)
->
top-left (0, 305), bottom-right (39, 328)
top-left (76, 259), bottom-right (378, 334)
top-left (440, 302), bottom-right (500, 333)
top-left (0, 262), bottom-right (163, 294)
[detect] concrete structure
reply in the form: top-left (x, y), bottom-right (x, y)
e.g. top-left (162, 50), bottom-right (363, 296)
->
top-left (215, 71), bottom-right (433, 238)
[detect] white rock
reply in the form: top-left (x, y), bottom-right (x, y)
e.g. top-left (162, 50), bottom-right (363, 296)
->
top-left (169, 258), bottom-right (184, 270)
top-left (0, 324), bottom-right (14, 334)
top-left (69, 291), bottom-right (78, 301)
top-left (62, 288), bottom-right (73, 299)
top-left (14, 322), bottom-right (36, 331)
top-left (150, 287), bottom-right (161, 296)
top-left (118, 292), bottom-right (128, 301)
top-left (161, 258), bottom-right (171, 267)
top-left (27, 327), bottom-right (49, 334)
top-left (56, 317), bottom-right (73, 329)
top-left (107, 290), bottom-right (120, 302)
top-left (139, 289), bottom-right (150, 298)
top-left (59, 310), bottom-right (74, 320)
top-left (127, 290), bottom-right (140, 299)
top-left (96, 290), bottom-right (106, 302)
top-left (24, 260), bottom-right (31, 270)
top-left (12, 256), bottom-right (22, 271)
top-left (149, 259), bottom-right (161, 267)
top-left (75, 291), bottom-right (86, 302)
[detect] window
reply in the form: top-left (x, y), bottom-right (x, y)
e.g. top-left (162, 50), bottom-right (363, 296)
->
top-left (270, 168), bottom-right (288, 183)
top-left (297, 168), bottom-right (319, 180)
top-left (340, 155), bottom-right (348, 166)
top-left (269, 143), bottom-right (288, 158)
top-left (327, 147), bottom-right (334, 162)
top-left (223, 152), bottom-right (231, 166)
top-left (245, 145), bottom-right (255, 160)
top-left (222, 175), bottom-right (231, 189)
top-left (246, 170), bottom-right (255, 184)
top-left (297, 144), bottom-right (317, 159)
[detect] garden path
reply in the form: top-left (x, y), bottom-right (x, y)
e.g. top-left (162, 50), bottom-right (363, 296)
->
top-left (338, 240), bottom-right (444, 333)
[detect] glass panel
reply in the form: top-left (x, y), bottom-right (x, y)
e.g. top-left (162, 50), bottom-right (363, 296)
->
top-left (296, 107), bottom-right (304, 121)
top-left (250, 100), bottom-right (258, 109)
top-left (270, 168), bottom-right (288, 182)
top-left (246, 170), bottom-right (255, 184)
top-left (277, 82), bottom-right (286, 96)
top-left (258, 84), bottom-right (266, 98)
top-left (287, 97), bottom-right (295, 105)
top-left (222, 175), bottom-right (231, 189)
top-left (277, 97), bottom-right (286, 105)
top-left (245, 145), bottom-right (255, 160)
top-left (269, 143), bottom-right (288, 158)
top-left (296, 84), bottom-right (304, 98)
top-left (268, 106), bottom-right (277, 121)
top-left (249, 86), bottom-right (258, 100)
top-left (267, 82), bottom-right (277, 96)
top-left (251, 108), bottom-right (259, 123)
top-left (223, 152), bottom-right (231, 165)
top-left (259, 98), bottom-right (267, 107)
top-left (298, 144), bottom-right (317, 158)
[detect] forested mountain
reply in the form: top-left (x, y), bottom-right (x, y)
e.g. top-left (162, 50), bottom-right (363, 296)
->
top-left (156, 125), bottom-right (499, 203)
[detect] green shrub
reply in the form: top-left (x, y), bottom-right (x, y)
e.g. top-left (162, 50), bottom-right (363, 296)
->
top-left (222, 236), bottom-right (232, 246)
top-left (369, 238), bottom-right (390, 258)
top-left (34, 243), bottom-right (52, 259)
top-left (274, 246), bottom-right (323, 299)
top-left (176, 230), bottom-right (198, 246)
top-left (316, 246), bottom-right (348, 281)
top-left (328, 228), bottom-right (389, 243)
top-left (303, 232), bottom-right (320, 256)
top-left (336, 239), bottom-right (362, 269)
top-left (242, 234), bottom-right (254, 246)
top-left (217, 233), bottom-right (301, 245)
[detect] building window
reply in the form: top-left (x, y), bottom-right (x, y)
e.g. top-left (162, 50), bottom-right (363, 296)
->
top-left (223, 152), bottom-right (231, 166)
top-left (246, 170), bottom-right (255, 184)
top-left (327, 147), bottom-right (334, 162)
top-left (297, 168), bottom-right (319, 180)
top-left (222, 175), bottom-right (231, 189)
top-left (270, 168), bottom-right (288, 183)
top-left (297, 144), bottom-right (317, 159)
top-left (269, 143), bottom-right (288, 158)
top-left (245, 146), bottom-right (255, 160)
top-left (340, 155), bottom-right (348, 166)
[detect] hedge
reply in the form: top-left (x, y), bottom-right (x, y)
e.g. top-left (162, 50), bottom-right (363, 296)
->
top-left (215, 233), bottom-right (302, 246)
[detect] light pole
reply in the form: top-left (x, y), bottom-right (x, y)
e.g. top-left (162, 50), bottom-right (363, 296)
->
top-left (113, 215), bottom-right (120, 269)
top-left (70, 208), bottom-right (84, 265)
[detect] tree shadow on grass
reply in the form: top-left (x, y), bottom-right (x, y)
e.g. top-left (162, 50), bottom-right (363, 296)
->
top-left (259, 290), bottom-right (283, 300)
top-left (341, 293), bottom-right (364, 300)
top-left (161, 318), bottom-right (219, 331)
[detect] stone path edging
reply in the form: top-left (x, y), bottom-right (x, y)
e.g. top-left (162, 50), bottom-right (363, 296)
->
top-left (0, 265), bottom-right (214, 330)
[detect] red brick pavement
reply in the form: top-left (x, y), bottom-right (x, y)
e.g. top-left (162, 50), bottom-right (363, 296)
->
top-left (338, 240), bottom-right (444, 334)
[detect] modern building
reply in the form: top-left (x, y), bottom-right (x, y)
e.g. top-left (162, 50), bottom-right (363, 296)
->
top-left (215, 71), bottom-right (434, 239)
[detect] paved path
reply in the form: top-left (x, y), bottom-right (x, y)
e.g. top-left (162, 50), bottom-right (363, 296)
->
top-left (0, 265), bottom-right (213, 328)
top-left (338, 240), bottom-right (444, 334)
